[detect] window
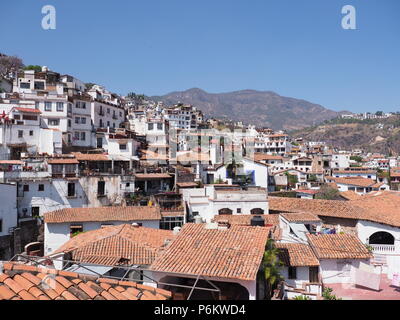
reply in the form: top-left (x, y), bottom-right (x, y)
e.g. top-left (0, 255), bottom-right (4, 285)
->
top-left (75, 117), bottom-right (80, 124)
top-left (82, 102), bottom-right (86, 109)
top-left (68, 103), bottom-right (72, 112)
top-left (56, 102), bottom-right (64, 112)
top-left (160, 216), bottom-right (184, 230)
top-left (126, 183), bottom-right (130, 187)
top-left (34, 82), bottom-right (44, 90)
top-left (23, 185), bottom-right (29, 192)
top-left (107, 108), bottom-right (110, 114)
top-left (288, 267), bottom-right (297, 279)
top-left (76, 101), bottom-right (80, 108)
top-left (119, 112), bottom-right (122, 117)
top-left (74, 132), bottom-right (80, 140)
top-left (18, 130), bottom-right (23, 138)
top-left (81, 117), bottom-right (86, 124)
top-left (237, 208), bottom-right (242, 214)
top-left (70, 225), bottom-right (83, 236)
top-left (107, 121), bottom-right (110, 127)
top-left (68, 119), bottom-right (71, 127)
top-left (67, 183), bottom-right (75, 197)
top-left (20, 82), bottom-right (30, 89)
top-left (29, 130), bottom-right (33, 136)
top-left (119, 144), bottom-right (127, 150)
top-left (148, 123), bottom-right (154, 130)
top-left (98, 181), bottom-right (105, 196)
top-left (31, 207), bottom-right (40, 216)
top-left (23, 115), bottom-right (38, 121)
top-left (14, 114), bottom-right (20, 120)
top-left (157, 123), bottom-right (163, 130)
top-left (80, 132), bottom-right (86, 141)
top-left (38, 184), bottom-right (44, 191)
top-left (45, 102), bottom-right (52, 111)
top-left (48, 119), bottom-right (60, 126)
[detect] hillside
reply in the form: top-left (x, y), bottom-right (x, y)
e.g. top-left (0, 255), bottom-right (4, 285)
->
top-left (151, 88), bottom-right (344, 131)
top-left (291, 116), bottom-right (400, 155)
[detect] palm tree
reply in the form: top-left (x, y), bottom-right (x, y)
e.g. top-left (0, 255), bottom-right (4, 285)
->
top-left (262, 239), bottom-right (283, 299)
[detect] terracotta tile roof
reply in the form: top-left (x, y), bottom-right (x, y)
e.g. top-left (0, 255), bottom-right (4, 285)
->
top-left (212, 214), bottom-right (280, 226)
top-left (14, 107), bottom-right (41, 114)
top-left (171, 152), bottom-right (210, 163)
top-left (307, 234), bottom-right (372, 260)
top-left (281, 212), bottom-right (321, 223)
top-left (47, 158), bottom-right (79, 164)
top-left (160, 210), bottom-right (185, 217)
top-left (339, 191), bottom-right (362, 200)
top-left (253, 153), bottom-right (283, 161)
top-left (44, 206), bottom-right (161, 224)
top-left (150, 223), bottom-right (270, 281)
top-left (270, 193), bottom-right (400, 228)
top-left (0, 262), bottom-right (171, 300)
top-left (269, 197), bottom-right (364, 220)
top-left (176, 182), bottom-right (198, 188)
top-left (140, 150), bottom-right (169, 161)
top-left (212, 214), bottom-right (281, 240)
top-left (72, 152), bottom-right (109, 161)
top-left (333, 168), bottom-right (376, 174)
top-left (276, 243), bottom-right (319, 267)
top-left (134, 173), bottom-right (172, 179)
top-left (330, 177), bottom-right (376, 188)
top-left (52, 224), bottom-right (174, 265)
top-left (0, 160), bottom-right (24, 165)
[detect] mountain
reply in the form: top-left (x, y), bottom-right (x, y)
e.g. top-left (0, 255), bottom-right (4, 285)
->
top-left (151, 88), bottom-right (345, 130)
top-left (291, 116), bottom-right (400, 155)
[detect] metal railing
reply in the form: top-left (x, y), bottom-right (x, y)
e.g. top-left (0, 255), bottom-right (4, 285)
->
top-left (370, 244), bottom-right (396, 253)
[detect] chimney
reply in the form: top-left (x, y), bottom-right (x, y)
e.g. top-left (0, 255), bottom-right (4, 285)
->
top-left (250, 215), bottom-right (265, 227)
top-left (173, 226), bottom-right (181, 235)
top-left (217, 220), bottom-right (230, 230)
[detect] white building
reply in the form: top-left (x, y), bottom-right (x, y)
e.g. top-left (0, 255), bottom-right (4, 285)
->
top-left (181, 185), bottom-right (268, 223)
top-left (43, 206), bottom-right (162, 255)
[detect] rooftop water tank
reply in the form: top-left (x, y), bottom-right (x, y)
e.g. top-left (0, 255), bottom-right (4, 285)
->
top-left (250, 215), bottom-right (265, 227)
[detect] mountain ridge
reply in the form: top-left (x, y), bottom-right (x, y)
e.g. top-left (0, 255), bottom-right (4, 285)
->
top-left (151, 88), bottom-right (348, 130)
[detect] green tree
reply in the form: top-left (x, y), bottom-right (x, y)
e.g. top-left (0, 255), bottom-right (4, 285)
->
top-left (315, 185), bottom-right (341, 200)
top-left (85, 83), bottom-right (96, 90)
top-left (262, 239), bottom-right (283, 300)
top-left (23, 65), bottom-right (42, 72)
top-left (322, 287), bottom-right (342, 300)
top-left (308, 174), bottom-right (317, 182)
top-left (350, 155), bottom-right (363, 163)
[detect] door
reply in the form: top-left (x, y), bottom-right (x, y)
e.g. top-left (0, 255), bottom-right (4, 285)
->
top-left (309, 266), bottom-right (319, 283)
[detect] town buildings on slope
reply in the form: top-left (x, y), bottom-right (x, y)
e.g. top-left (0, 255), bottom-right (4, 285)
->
top-left (1, 65), bottom-right (400, 300)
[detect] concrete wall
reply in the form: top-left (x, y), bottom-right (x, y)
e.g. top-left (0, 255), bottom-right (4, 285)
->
top-left (319, 259), bottom-right (370, 285)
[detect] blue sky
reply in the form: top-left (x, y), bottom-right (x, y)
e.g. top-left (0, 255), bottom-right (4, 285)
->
top-left (1, 0), bottom-right (399, 113)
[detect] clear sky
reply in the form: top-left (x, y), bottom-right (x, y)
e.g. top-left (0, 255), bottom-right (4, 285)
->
top-left (1, 0), bottom-right (399, 113)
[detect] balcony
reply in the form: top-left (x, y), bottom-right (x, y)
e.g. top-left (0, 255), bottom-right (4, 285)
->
top-left (370, 244), bottom-right (396, 254)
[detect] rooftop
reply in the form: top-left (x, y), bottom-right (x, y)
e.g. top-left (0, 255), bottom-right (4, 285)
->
top-left (44, 206), bottom-right (162, 224)
top-left (307, 234), bottom-right (372, 260)
top-left (150, 223), bottom-right (270, 281)
top-left (276, 243), bottom-right (319, 267)
top-left (52, 224), bottom-right (174, 266)
top-left (0, 262), bottom-right (171, 300)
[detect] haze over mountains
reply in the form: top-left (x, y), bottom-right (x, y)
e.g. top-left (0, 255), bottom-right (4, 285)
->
top-left (152, 88), bottom-right (347, 131)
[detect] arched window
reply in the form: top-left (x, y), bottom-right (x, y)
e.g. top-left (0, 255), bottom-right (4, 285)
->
top-left (251, 208), bottom-right (264, 215)
top-left (218, 208), bottom-right (233, 215)
top-left (369, 231), bottom-right (395, 245)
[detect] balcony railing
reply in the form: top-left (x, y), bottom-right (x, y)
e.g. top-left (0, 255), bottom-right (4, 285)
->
top-left (370, 244), bottom-right (396, 253)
